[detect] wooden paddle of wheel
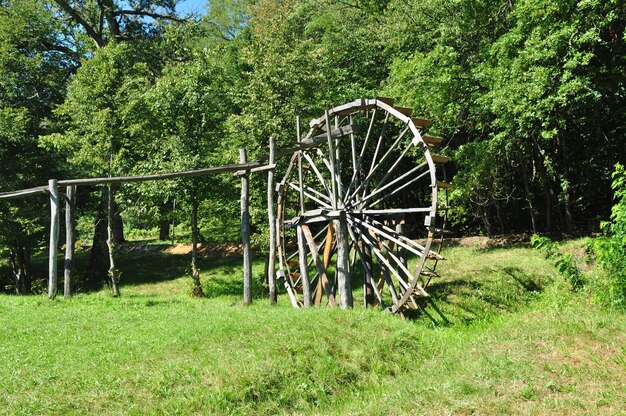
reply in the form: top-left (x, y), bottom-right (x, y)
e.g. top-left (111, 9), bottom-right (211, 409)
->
top-left (276, 98), bottom-right (451, 313)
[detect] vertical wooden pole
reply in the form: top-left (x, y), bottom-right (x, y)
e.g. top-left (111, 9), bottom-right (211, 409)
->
top-left (296, 225), bottom-right (312, 307)
top-left (335, 212), bottom-right (352, 308)
top-left (267, 136), bottom-right (277, 304)
top-left (240, 148), bottom-right (252, 304)
top-left (296, 116), bottom-right (305, 212)
top-left (64, 185), bottom-right (76, 299)
top-left (107, 184), bottom-right (120, 297)
top-left (396, 221), bottom-right (407, 269)
top-left (48, 179), bottom-right (59, 299)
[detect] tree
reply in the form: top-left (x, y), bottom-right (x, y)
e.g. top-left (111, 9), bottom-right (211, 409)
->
top-left (0, 0), bottom-right (71, 293)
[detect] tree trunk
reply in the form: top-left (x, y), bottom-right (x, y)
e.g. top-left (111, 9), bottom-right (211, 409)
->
top-left (111, 198), bottom-right (124, 243)
top-left (87, 192), bottom-right (109, 287)
top-left (190, 202), bottom-right (204, 297)
top-left (159, 219), bottom-right (170, 241)
top-left (520, 161), bottom-right (537, 233)
top-left (10, 246), bottom-right (32, 295)
top-left (545, 188), bottom-right (553, 233)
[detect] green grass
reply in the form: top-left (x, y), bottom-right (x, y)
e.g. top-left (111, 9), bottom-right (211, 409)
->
top-left (1, 241), bottom-right (625, 415)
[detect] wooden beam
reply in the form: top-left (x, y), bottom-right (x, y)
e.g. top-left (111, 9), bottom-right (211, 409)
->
top-left (296, 225), bottom-right (312, 307)
top-left (411, 117), bottom-right (432, 129)
top-left (64, 185), bottom-right (76, 299)
top-left (267, 137), bottom-right (277, 305)
top-left (335, 212), bottom-right (352, 308)
top-left (0, 186), bottom-right (47, 200)
top-left (240, 149), bottom-right (252, 305)
top-left (422, 135), bottom-right (443, 145)
top-left (431, 154), bottom-right (451, 164)
top-left (300, 224), bottom-right (336, 307)
top-left (48, 179), bottom-right (60, 299)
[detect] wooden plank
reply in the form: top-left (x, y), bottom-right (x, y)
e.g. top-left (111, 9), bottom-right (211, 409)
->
top-left (334, 213), bottom-right (353, 308)
top-left (437, 181), bottom-right (454, 189)
top-left (394, 106), bottom-right (413, 117)
top-left (318, 224), bottom-right (334, 305)
top-left (64, 185), bottom-right (76, 299)
top-left (431, 154), bottom-right (451, 164)
top-left (422, 135), bottom-right (443, 145)
top-left (376, 97), bottom-right (395, 106)
top-left (411, 117), bottom-right (432, 129)
top-left (296, 225), bottom-right (312, 307)
top-left (240, 149), bottom-right (252, 304)
top-left (48, 179), bottom-right (59, 300)
top-left (300, 224), bottom-right (337, 307)
top-left (267, 137), bottom-right (277, 305)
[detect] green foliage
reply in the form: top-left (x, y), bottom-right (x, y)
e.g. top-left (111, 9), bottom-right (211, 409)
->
top-left (531, 234), bottom-right (585, 290)
top-left (589, 163), bottom-right (626, 307)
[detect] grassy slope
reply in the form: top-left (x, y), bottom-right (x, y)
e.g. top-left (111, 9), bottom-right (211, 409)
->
top-left (0, 243), bottom-right (624, 415)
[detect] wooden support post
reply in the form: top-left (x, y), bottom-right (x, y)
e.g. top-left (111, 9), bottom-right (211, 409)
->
top-left (240, 148), bottom-right (252, 305)
top-left (362, 240), bottom-right (374, 307)
top-left (64, 185), bottom-right (76, 299)
top-left (296, 225), bottom-right (312, 307)
top-left (396, 221), bottom-right (407, 268)
top-left (335, 212), bottom-right (353, 308)
top-left (267, 137), bottom-right (277, 304)
top-left (48, 179), bottom-right (60, 299)
top-left (106, 184), bottom-right (120, 297)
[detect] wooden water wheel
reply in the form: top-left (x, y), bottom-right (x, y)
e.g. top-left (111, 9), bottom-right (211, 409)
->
top-left (276, 98), bottom-right (450, 313)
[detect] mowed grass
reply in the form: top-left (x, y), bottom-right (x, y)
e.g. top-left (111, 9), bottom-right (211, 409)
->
top-left (1, 242), bottom-right (625, 415)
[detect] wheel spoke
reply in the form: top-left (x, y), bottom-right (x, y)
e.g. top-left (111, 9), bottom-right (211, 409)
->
top-left (287, 182), bottom-right (332, 208)
top-left (301, 151), bottom-right (332, 198)
top-left (359, 162), bottom-right (429, 208)
top-left (347, 226), bottom-right (385, 307)
top-left (346, 126), bottom-right (410, 205)
top-left (345, 109), bottom-right (378, 198)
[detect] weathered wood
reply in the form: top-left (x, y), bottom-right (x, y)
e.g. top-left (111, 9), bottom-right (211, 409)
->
top-left (394, 106), bottom-right (413, 117)
top-left (422, 135), bottom-right (443, 145)
top-left (240, 148), bottom-right (252, 304)
top-left (267, 136), bottom-right (277, 305)
top-left (296, 225), bottom-right (312, 307)
top-left (190, 202), bottom-right (203, 297)
top-left (325, 110), bottom-right (338, 208)
top-left (48, 179), bottom-right (60, 299)
top-left (106, 184), bottom-right (120, 297)
top-left (300, 225), bottom-right (336, 307)
top-left (64, 185), bottom-right (76, 299)
top-left (376, 97), bottom-right (396, 106)
top-left (0, 186), bottom-right (48, 200)
top-left (431, 154), bottom-right (451, 164)
top-left (411, 117), bottom-right (432, 129)
top-left (335, 213), bottom-right (352, 308)
top-left (57, 162), bottom-right (268, 187)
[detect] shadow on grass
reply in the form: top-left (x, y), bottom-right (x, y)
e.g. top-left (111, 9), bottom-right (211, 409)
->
top-left (424, 265), bottom-right (547, 325)
top-left (24, 244), bottom-right (268, 299)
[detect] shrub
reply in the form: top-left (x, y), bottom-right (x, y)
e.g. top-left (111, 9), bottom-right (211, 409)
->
top-left (530, 234), bottom-right (585, 290)
top-left (589, 164), bottom-right (626, 307)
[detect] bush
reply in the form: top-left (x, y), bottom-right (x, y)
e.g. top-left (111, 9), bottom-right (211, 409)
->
top-left (589, 164), bottom-right (626, 307)
top-left (530, 234), bottom-right (585, 290)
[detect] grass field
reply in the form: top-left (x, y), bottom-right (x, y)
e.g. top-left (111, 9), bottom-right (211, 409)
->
top-left (1, 240), bottom-right (625, 415)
